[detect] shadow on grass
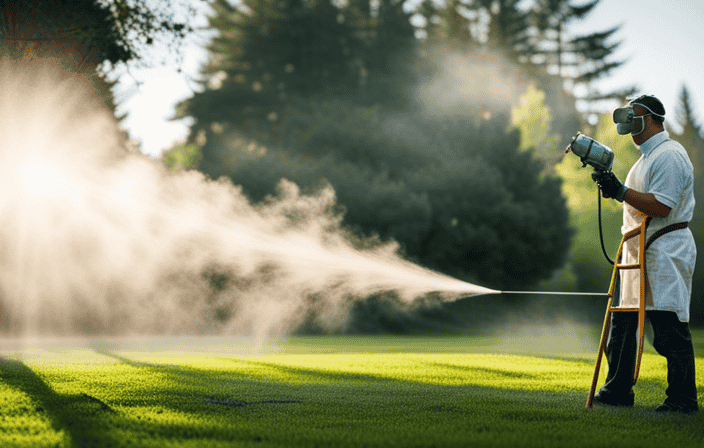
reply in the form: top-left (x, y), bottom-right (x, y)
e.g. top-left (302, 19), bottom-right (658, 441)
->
top-left (428, 362), bottom-right (537, 379)
top-left (0, 352), bottom-right (275, 446)
top-left (0, 354), bottom-right (114, 447)
top-left (228, 358), bottom-right (398, 384)
top-left (92, 346), bottom-right (675, 412)
top-left (92, 345), bottom-right (304, 408)
top-left (5, 347), bottom-right (697, 448)
top-left (93, 343), bottom-right (398, 388)
top-left (525, 354), bottom-right (595, 365)
top-left (92, 345), bottom-right (677, 405)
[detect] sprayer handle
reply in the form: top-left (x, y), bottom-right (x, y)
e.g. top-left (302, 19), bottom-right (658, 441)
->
top-left (592, 171), bottom-right (627, 202)
top-left (592, 171), bottom-right (612, 198)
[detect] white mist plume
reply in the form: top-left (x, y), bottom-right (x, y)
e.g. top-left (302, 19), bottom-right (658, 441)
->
top-left (0, 58), bottom-right (496, 338)
top-left (416, 49), bottom-right (526, 115)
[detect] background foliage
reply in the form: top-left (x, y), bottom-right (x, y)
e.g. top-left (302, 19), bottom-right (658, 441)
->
top-left (7, 0), bottom-right (704, 329)
top-left (169, 0), bottom-right (663, 328)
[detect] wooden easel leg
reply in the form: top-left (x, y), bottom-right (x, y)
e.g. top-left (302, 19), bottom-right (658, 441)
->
top-left (586, 310), bottom-right (611, 408)
top-left (586, 235), bottom-right (626, 409)
top-left (634, 220), bottom-right (648, 384)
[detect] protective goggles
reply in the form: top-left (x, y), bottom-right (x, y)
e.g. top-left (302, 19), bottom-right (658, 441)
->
top-left (612, 95), bottom-right (665, 136)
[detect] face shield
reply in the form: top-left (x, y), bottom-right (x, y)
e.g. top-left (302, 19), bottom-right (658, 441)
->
top-left (613, 106), bottom-right (636, 135)
top-left (613, 96), bottom-right (666, 137)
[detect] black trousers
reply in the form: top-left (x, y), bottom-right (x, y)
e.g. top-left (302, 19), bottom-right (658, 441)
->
top-left (599, 309), bottom-right (698, 409)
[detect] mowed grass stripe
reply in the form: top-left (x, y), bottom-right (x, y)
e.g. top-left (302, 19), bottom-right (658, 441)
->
top-left (0, 336), bottom-right (702, 447)
top-left (213, 353), bottom-right (589, 391)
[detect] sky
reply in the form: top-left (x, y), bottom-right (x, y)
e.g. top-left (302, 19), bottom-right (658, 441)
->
top-left (111, 0), bottom-right (704, 156)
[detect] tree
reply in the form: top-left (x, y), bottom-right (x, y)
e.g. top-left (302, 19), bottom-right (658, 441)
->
top-left (511, 83), bottom-right (560, 164)
top-left (409, 0), bottom-right (627, 160)
top-left (178, 0), bottom-right (432, 183)
top-left (675, 85), bottom-right (704, 179)
top-left (1, 0), bottom-right (200, 116)
top-left (413, 0), bottom-right (623, 93)
top-left (358, 0), bottom-right (421, 108)
top-left (528, 0), bottom-right (635, 115)
top-left (418, 0), bottom-right (476, 48)
top-left (484, 0), bottom-right (534, 60)
top-left (528, 0), bottom-right (620, 81)
top-left (180, 0), bottom-right (363, 145)
top-left (162, 141), bottom-right (202, 171)
top-left (2, 0), bottom-right (120, 112)
top-left (411, 113), bottom-right (573, 289)
top-left (183, 94), bottom-right (573, 289)
top-left (672, 85), bottom-right (704, 323)
top-left (0, 0), bottom-right (198, 64)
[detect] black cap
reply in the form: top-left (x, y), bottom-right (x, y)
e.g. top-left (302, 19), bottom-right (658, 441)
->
top-left (630, 94), bottom-right (666, 118)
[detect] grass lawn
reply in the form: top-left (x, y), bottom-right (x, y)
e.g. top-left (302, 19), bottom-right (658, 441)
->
top-left (0, 331), bottom-right (703, 447)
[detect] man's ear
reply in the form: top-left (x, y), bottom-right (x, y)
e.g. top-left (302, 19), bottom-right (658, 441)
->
top-left (652, 116), bottom-right (665, 129)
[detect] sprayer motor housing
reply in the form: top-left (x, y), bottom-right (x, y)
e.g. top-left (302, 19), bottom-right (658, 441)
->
top-left (566, 133), bottom-right (615, 172)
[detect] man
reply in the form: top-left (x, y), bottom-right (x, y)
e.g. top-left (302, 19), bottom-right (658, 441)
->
top-left (592, 94), bottom-right (698, 413)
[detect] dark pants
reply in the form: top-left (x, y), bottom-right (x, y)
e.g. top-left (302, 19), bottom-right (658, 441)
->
top-left (599, 309), bottom-right (698, 409)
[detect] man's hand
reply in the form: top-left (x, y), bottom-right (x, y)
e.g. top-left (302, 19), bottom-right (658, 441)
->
top-left (592, 171), bottom-right (628, 202)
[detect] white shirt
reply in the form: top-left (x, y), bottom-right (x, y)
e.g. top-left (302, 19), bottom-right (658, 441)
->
top-left (620, 131), bottom-right (696, 321)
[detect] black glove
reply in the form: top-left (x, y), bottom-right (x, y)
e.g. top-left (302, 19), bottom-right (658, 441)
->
top-left (591, 171), bottom-right (628, 202)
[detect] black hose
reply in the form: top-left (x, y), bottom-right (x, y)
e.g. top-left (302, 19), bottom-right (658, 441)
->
top-left (597, 184), bottom-right (615, 265)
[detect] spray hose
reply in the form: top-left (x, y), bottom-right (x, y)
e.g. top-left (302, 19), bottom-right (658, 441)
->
top-left (494, 183), bottom-right (614, 297)
top-left (597, 184), bottom-right (615, 265)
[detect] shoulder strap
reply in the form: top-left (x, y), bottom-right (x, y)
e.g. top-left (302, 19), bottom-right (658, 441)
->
top-left (644, 221), bottom-right (689, 252)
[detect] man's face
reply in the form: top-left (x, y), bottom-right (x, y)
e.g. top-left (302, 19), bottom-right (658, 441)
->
top-left (631, 104), bottom-right (652, 145)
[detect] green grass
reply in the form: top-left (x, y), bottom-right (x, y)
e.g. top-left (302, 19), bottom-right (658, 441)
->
top-left (0, 332), bottom-right (703, 447)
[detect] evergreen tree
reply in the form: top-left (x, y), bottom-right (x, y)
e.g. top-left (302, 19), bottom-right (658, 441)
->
top-left (419, 0), bottom-right (533, 58)
top-left (179, 0), bottom-right (429, 180)
top-left (176, 0), bottom-right (586, 292)
top-left (411, 113), bottom-right (573, 288)
top-left (528, 0), bottom-right (629, 108)
top-left (518, 0), bottom-right (629, 156)
top-left (186, 96), bottom-right (573, 289)
top-left (484, 0), bottom-right (534, 60)
top-left (414, 0), bottom-right (620, 93)
top-left (180, 0), bottom-right (362, 147)
top-left (361, 0), bottom-right (421, 107)
top-left (422, 0), bottom-right (476, 48)
top-left (336, 0), bottom-right (426, 108)
top-left (673, 85), bottom-right (704, 323)
top-left (410, 0), bottom-right (626, 155)
top-left (675, 85), bottom-right (704, 178)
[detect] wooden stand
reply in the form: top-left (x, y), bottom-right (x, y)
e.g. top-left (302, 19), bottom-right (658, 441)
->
top-left (586, 218), bottom-right (647, 408)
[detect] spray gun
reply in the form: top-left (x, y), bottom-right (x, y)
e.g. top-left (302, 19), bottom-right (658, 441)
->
top-left (565, 132), bottom-right (615, 173)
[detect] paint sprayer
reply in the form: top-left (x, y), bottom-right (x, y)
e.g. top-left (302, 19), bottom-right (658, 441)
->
top-left (565, 132), bottom-right (615, 173)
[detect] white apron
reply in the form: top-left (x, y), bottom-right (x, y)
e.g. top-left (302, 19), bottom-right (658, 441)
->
top-left (619, 134), bottom-right (696, 322)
